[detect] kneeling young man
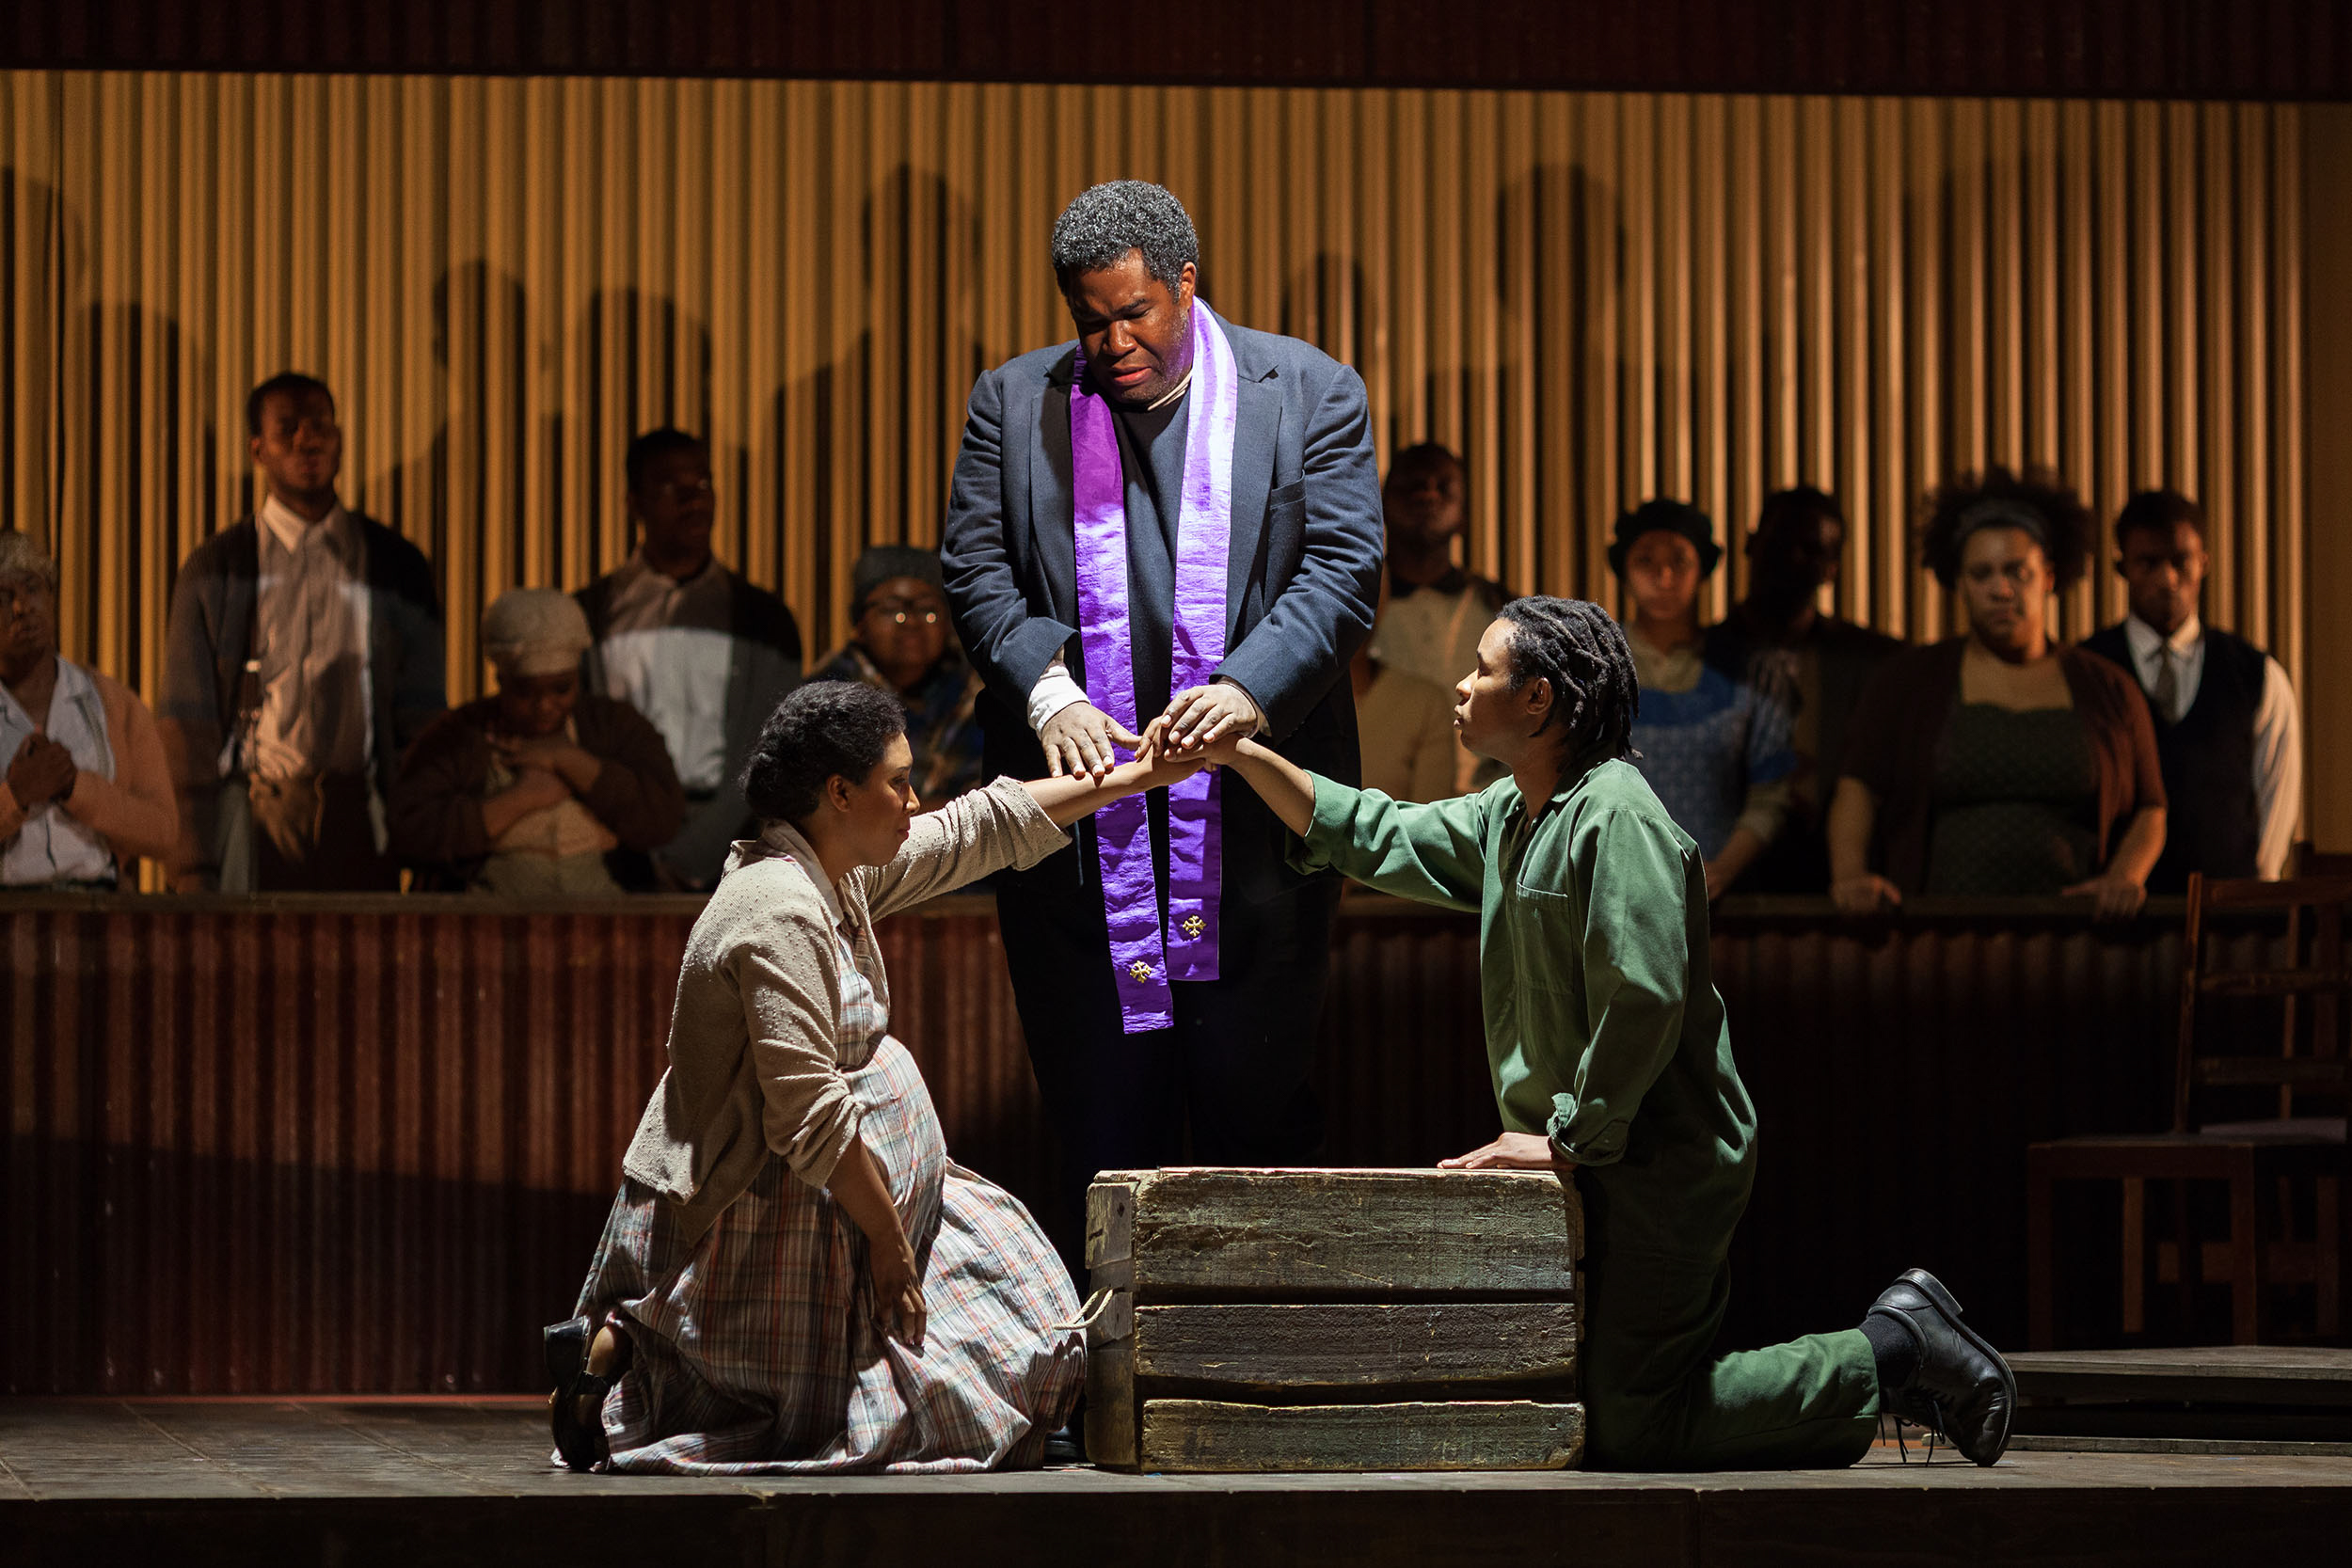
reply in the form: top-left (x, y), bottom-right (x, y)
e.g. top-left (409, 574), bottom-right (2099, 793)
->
top-left (1170, 596), bottom-right (2014, 1469)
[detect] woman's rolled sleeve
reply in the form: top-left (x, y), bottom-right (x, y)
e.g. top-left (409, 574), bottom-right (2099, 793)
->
top-left (1287, 772), bottom-right (1491, 910)
top-left (738, 917), bottom-right (864, 1189)
top-left (862, 775), bottom-right (1072, 919)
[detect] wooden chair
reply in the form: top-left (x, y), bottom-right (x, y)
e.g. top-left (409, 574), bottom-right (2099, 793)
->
top-left (2293, 844), bottom-right (2352, 878)
top-left (2026, 873), bottom-right (2352, 1347)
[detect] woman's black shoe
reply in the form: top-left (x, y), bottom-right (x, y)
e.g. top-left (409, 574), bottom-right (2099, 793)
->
top-left (544, 1313), bottom-right (628, 1471)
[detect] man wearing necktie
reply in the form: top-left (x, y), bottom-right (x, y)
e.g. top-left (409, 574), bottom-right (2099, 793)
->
top-left (942, 181), bottom-right (1383, 1267)
top-left (2082, 489), bottom-right (2301, 891)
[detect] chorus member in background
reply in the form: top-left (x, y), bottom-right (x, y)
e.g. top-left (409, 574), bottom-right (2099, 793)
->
top-left (578, 428), bottom-right (802, 891)
top-left (1354, 562), bottom-right (1470, 804)
top-left (1177, 598), bottom-right (2015, 1471)
top-left (159, 372), bottom-right (445, 891)
top-left (391, 590), bottom-right (683, 895)
top-left (939, 180), bottom-right (1382, 1265)
top-left (546, 681), bottom-right (1207, 1474)
top-left (2082, 489), bottom-right (2299, 890)
top-left (0, 532), bottom-right (176, 888)
top-left (812, 546), bottom-right (986, 802)
top-left (1370, 444), bottom-right (1507, 696)
top-left (1611, 499), bottom-right (1795, 900)
top-left (1831, 469), bottom-right (2165, 918)
top-left (1702, 487), bottom-right (1902, 894)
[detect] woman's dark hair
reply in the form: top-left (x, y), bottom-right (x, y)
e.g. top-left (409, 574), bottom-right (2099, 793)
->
top-left (1494, 596), bottom-right (1641, 765)
top-left (740, 680), bottom-right (908, 825)
top-left (1918, 467), bottom-right (2096, 590)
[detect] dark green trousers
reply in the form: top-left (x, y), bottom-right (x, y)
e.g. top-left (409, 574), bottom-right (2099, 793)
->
top-left (1580, 1242), bottom-right (1881, 1470)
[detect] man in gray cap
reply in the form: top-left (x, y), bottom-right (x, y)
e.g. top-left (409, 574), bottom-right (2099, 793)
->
top-left (811, 545), bottom-right (986, 801)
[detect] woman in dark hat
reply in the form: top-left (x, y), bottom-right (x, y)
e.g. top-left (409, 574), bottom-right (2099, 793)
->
top-left (1609, 499), bottom-right (1797, 899)
top-left (1827, 468), bottom-right (2165, 917)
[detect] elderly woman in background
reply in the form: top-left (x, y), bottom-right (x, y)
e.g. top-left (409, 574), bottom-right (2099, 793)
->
top-left (544, 681), bottom-right (1205, 1473)
top-left (1611, 499), bottom-right (1798, 899)
top-left (1829, 469), bottom-right (2165, 918)
top-left (810, 546), bottom-right (986, 802)
top-left (0, 532), bottom-right (177, 888)
top-left (390, 588), bottom-right (685, 895)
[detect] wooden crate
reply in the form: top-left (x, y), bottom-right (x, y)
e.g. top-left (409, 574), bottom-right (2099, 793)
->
top-left (1084, 1167), bottom-right (1584, 1472)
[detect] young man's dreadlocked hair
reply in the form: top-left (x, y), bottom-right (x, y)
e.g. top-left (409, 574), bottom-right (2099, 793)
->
top-left (1495, 596), bottom-right (1642, 765)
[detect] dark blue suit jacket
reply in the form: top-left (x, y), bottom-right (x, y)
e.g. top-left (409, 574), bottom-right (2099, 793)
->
top-left (941, 315), bottom-right (1384, 900)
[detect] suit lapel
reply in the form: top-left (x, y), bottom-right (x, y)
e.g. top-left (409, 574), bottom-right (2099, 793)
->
top-left (1226, 366), bottom-right (1279, 634)
top-left (1031, 352), bottom-right (1079, 626)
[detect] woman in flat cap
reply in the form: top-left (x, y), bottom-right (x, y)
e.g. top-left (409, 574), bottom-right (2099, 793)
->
top-left (389, 588), bottom-right (685, 895)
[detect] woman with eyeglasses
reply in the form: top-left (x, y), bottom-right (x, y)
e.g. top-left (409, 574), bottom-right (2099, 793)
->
top-left (1828, 468), bottom-right (2166, 919)
top-left (811, 546), bottom-right (987, 801)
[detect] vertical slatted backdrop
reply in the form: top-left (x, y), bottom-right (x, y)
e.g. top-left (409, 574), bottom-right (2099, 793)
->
top-left (0, 72), bottom-right (2310, 715)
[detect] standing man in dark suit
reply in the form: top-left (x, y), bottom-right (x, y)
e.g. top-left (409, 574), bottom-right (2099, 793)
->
top-left (160, 372), bottom-right (445, 892)
top-left (2082, 489), bottom-right (2300, 891)
top-left (942, 181), bottom-right (1383, 1260)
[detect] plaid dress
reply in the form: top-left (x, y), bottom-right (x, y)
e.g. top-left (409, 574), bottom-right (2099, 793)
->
top-left (573, 885), bottom-right (1084, 1474)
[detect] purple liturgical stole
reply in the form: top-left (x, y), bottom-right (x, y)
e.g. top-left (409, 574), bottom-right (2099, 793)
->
top-left (1070, 300), bottom-right (1240, 1033)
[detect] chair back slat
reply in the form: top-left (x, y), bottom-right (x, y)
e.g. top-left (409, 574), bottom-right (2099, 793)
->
top-left (2193, 1056), bottom-right (2352, 1089)
top-left (2180, 872), bottom-right (2352, 1132)
top-left (2198, 874), bottom-right (2352, 911)
top-left (2198, 968), bottom-right (2352, 998)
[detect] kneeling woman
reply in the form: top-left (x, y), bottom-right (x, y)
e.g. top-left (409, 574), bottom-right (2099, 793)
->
top-left (548, 680), bottom-right (1201, 1472)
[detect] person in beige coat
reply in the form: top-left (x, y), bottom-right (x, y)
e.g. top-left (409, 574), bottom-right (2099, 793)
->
top-left (548, 678), bottom-right (1206, 1473)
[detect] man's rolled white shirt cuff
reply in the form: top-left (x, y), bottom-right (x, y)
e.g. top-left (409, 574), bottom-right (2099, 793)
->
top-left (1025, 653), bottom-right (1270, 736)
top-left (1025, 655), bottom-right (1090, 733)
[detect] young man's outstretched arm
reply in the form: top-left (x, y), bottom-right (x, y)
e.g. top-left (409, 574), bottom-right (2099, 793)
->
top-left (1203, 731), bottom-right (1489, 911)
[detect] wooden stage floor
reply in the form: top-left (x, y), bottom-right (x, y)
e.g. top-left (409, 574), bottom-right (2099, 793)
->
top-left (6, 1398), bottom-right (2352, 1566)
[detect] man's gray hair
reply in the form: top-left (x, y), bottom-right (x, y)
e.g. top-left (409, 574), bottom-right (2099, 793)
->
top-left (1050, 181), bottom-right (1200, 294)
top-left (0, 531), bottom-right (58, 589)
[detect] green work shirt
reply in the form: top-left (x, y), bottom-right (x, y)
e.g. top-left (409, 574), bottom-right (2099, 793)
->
top-left (1292, 757), bottom-right (1758, 1261)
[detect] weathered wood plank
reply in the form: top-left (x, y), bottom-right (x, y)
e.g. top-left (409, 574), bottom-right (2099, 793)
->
top-left (1131, 1302), bottom-right (1579, 1388)
top-left (2010, 1347), bottom-right (2352, 1408)
top-left (1135, 1399), bottom-right (1584, 1473)
top-left (1085, 1172), bottom-right (1144, 1269)
top-left (2008, 1346), bottom-right (2352, 1381)
top-left (1085, 1340), bottom-right (1138, 1469)
top-left (1124, 1168), bottom-right (1581, 1298)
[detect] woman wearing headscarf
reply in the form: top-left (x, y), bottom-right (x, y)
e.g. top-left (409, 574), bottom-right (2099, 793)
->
top-left (1829, 468), bottom-right (2165, 917)
top-left (389, 588), bottom-right (685, 895)
top-left (0, 532), bottom-right (178, 887)
top-left (545, 680), bottom-right (1207, 1473)
top-left (1610, 499), bottom-right (1798, 899)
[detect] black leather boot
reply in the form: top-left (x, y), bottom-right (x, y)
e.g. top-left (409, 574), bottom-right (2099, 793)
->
top-left (1866, 1268), bottom-right (2016, 1466)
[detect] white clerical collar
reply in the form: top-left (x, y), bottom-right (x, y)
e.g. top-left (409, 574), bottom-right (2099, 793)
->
top-left (1145, 367), bottom-right (1194, 412)
top-left (2124, 612), bottom-right (2201, 659)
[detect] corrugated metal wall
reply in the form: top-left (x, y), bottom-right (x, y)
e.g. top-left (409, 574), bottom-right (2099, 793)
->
top-left (0, 72), bottom-right (2308, 711)
top-left (1, 895), bottom-right (1050, 1394)
top-left (6, 894), bottom-right (2261, 1393)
